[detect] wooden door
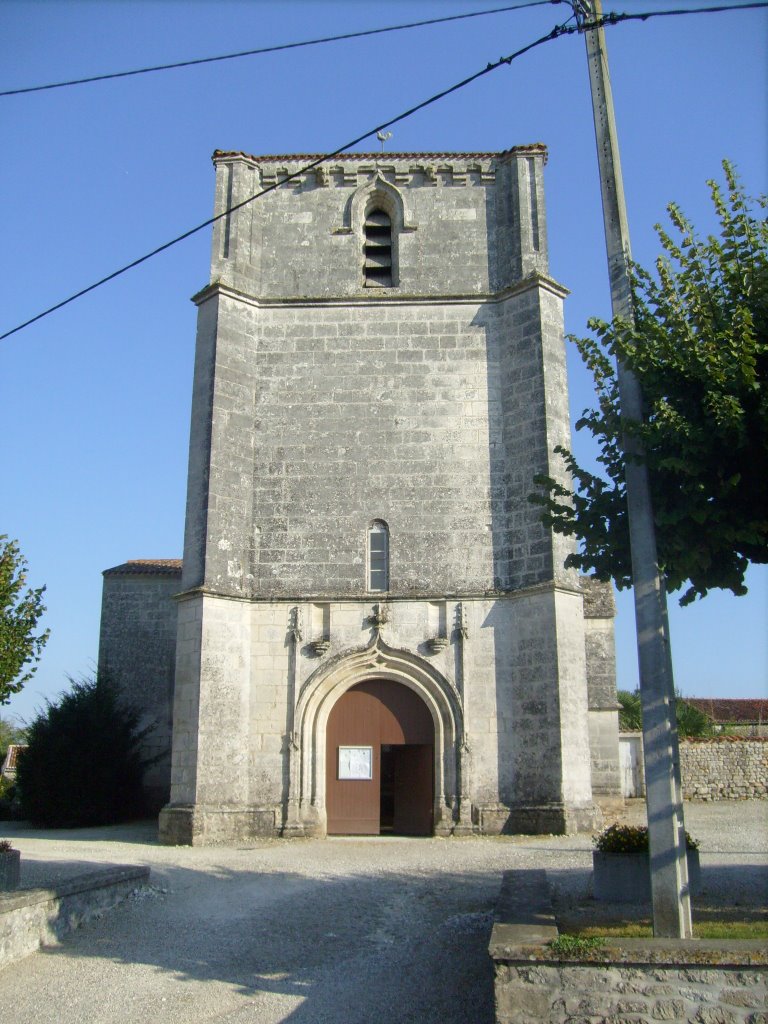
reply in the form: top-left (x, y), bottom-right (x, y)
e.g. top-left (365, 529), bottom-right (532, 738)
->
top-left (326, 680), bottom-right (434, 835)
top-left (393, 744), bottom-right (433, 836)
top-left (326, 685), bottom-right (380, 834)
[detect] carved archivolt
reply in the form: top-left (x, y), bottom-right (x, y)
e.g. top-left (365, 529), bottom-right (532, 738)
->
top-left (336, 175), bottom-right (417, 236)
top-left (294, 632), bottom-right (462, 816)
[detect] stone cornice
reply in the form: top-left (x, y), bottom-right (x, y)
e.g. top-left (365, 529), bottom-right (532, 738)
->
top-left (211, 145), bottom-right (548, 190)
top-left (191, 271), bottom-right (569, 308)
top-left (172, 578), bottom-right (583, 605)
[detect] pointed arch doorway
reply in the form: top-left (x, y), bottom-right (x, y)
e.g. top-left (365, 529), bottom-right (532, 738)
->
top-left (325, 680), bottom-right (434, 836)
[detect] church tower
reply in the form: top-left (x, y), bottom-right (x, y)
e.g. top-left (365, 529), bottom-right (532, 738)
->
top-left (156, 146), bottom-right (617, 844)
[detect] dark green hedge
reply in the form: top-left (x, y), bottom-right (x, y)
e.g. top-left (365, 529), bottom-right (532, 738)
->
top-left (16, 675), bottom-right (151, 827)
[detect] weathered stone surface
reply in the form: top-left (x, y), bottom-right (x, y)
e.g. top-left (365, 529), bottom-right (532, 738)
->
top-left (492, 950), bottom-right (767, 1024)
top-left (98, 563), bottom-right (181, 810)
top-left (0, 865), bottom-right (149, 968)
top-left (101, 147), bottom-right (623, 844)
top-left (651, 998), bottom-right (687, 1018)
top-left (618, 736), bottom-right (767, 802)
top-left (680, 739), bottom-right (768, 801)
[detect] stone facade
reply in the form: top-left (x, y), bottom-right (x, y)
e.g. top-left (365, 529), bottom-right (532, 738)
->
top-left (100, 146), bottom-right (620, 844)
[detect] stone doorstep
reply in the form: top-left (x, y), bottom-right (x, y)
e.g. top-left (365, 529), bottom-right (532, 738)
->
top-left (0, 864), bottom-right (150, 969)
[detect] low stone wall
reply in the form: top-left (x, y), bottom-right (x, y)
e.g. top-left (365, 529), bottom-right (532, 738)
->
top-left (619, 736), bottom-right (768, 800)
top-left (489, 870), bottom-right (767, 1024)
top-left (0, 864), bottom-right (150, 969)
top-left (681, 738), bottom-right (767, 800)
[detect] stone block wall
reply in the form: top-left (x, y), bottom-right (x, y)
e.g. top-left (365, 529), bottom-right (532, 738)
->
top-left (618, 736), bottom-right (768, 800)
top-left (98, 562), bottom-right (181, 810)
top-left (183, 148), bottom-right (574, 603)
top-left (680, 738), bottom-right (768, 800)
top-left (183, 283), bottom-right (578, 601)
top-left (101, 574), bottom-right (620, 841)
top-left (209, 147), bottom-right (550, 301)
top-left (0, 866), bottom-right (149, 969)
top-left (493, 958), bottom-right (767, 1024)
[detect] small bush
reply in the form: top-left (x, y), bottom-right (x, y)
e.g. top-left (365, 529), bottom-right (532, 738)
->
top-left (0, 775), bottom-right (22, 821)
top-left (16, 674), bottom-right (152, 828)
top-left (594, 823), bottom-right (699, 853)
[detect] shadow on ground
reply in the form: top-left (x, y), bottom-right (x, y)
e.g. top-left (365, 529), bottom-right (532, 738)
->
top-left (0, 819), bottom-right (160, 846)
top-left (2, 859), bottom-right (518, 1023)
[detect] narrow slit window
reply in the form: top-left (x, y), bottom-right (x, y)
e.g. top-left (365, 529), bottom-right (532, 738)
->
top-left (526, 156), bottom-right (540, 252)
top-left (364, 208), bottom-right (393, 287)
top-left (368, 521), bottom-right (389, 592)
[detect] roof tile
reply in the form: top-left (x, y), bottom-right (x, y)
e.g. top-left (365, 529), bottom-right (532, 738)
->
top-left (685, 698), bottom-right (768, 724)
top-left (103, 559), bottom-right (182, 577)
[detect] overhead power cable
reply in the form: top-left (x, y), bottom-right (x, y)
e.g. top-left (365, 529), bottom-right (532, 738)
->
top-left (3, 0), bottom-right (765, 99)
top-left (0, 0), bottom-right (559, 98)
top-left (2, 0), bottom-right (766, 341)
top-left (579, 1), bottom-right (768, 29)
top-left (0, 15), bottom-right (578, 342)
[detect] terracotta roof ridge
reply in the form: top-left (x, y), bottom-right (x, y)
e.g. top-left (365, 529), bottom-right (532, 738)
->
top-left (684, 697), bottom-right (768, 722)
top-left (103, 558), bottom-right (182, 576)
top-left (125, 558), bottom-right (182, 565)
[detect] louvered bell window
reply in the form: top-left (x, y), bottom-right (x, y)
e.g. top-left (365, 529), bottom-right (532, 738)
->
top-left (364, 209), bottom-right (393, 287)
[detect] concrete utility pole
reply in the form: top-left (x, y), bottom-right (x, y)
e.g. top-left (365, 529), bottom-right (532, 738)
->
top-left (574, 0), bottom-right (693, 937)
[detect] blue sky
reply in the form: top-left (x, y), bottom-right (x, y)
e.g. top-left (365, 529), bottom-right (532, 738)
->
top-left (1, 0), bottom-right (766, 725)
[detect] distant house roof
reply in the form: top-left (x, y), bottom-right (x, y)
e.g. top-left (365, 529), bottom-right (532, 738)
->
top-left (103, 559), bottom-right (182, 577)
top-left (1, 743), bottom-right (27, 775)
top-left (684, 699), bottom-right (768, 724)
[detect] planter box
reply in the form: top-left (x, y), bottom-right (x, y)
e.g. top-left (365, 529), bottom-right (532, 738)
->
top-left (0, 849), bottom-right (20, 891)
top-left (593, 849), bottom-right (701, 901)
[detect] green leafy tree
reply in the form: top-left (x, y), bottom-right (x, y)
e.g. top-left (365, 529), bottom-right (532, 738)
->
top-left (0, 536), bottom-right (50, 703)
top-left (617, 689), bottom-right (642, 731)
top-left (16, 674), bottom-right (150, 827)
top-left (532, 163), bottom-right (767, 605)
top-left (617, 688), bottom-right (714, 738)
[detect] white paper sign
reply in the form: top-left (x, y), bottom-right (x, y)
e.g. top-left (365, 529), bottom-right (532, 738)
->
top-left (338, 746), bottom-right (373, 780)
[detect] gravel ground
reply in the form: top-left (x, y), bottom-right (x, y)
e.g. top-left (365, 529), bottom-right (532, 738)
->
top-left (0, 801), bottom-right (765, 1024)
